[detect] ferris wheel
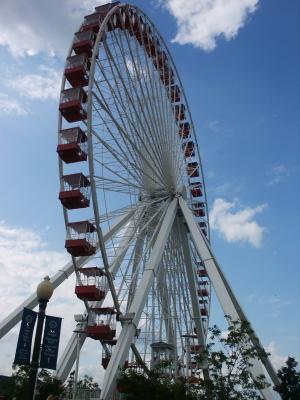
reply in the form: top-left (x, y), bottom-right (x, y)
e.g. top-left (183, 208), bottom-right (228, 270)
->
top-left (57, 1), bottom-right (211, 394)
top-left (0, 2), bottom-right (280, 400)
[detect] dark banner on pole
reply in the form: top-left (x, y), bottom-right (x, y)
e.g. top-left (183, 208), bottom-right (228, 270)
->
top-left (14, 308), bottom-right (37, 366)
top-left (40, 315), bottom-right (62, 370)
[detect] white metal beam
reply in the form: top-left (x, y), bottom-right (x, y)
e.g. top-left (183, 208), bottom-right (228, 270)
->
top-left (0, 210), bottom-right (134, 339)
top-left (179, 197), bottom-right (279, 399)
top-left (100, 198), bottom-right (178, 400)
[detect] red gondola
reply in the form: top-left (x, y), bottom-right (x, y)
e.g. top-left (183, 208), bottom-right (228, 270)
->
top-left (81, 12), bottom-right (103, 33)
top-left (198, 282), bottom-right (209, 297)
top-left (64, 54), bottom-right (90, 88)
top-left (75, 267), bottom-right (106, 301)
top-left (72, 31), bottom-right (96, 57)
top-left (65, 221), bottom-right (97, 257)
top-left (57, 127), bottom-right (87, 164)
top-left (179, 122), bottom-right (190, 138)
top-left (200, 307), bottom-right (208, 316)
top-left (192, 202), bottom-right (205, 217)
top-left (197, 268), bottom-right (208, 277)
top-left (86, 308), bottom-right (117, 341)
top-left (101, 339), bottom-right (117, 369)
top-left (190, 182), bottom-right (203, 197)
top-left (187, 162), bottom-right (199, 178)
top-left (59, 87), bottom-right (87, 123)
top-left (59, 173), bottom-right (90, 210)
top-left (183, 141), bottom-right (195, 157)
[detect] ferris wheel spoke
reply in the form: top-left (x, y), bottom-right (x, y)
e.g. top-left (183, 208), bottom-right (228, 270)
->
top-left (91, 100), bottom-right (155, 189)
top-left (110, 24), bottom-right (168, 176)
top-left (93, 175), bottom-right (141, 194)
top-left (94, 56), bottom-right (161, 176)
top-left (92, 149), bottom-right (144, 191)
top-left (101, 42), bottom-right (170, 185)
top-left (126, 15), bottom-right (175, 160)
top-left (92, 76), bottom-right (149, 184)
top-left (125, 33), bottom-right (182, 190)
top-left (92, 90), bottom-right (167, 190)
top-left (106, 30), bottom-right (166, 171)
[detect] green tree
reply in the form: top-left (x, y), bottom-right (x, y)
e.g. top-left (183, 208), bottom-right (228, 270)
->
top-left (77, 374), bottom-right (99, 390)
top-left (117, 363), bottom-right (197, 400)
top-left (274, 357), bottom-right (300, 400)
top-left (10, 365), bottom-right (64, 400)
top-left (35, 368), bottom-right (65, 400)
top-left (117, 319), bottom-right (271, 400)
top-left (195, 318), bottom-right (270, 399)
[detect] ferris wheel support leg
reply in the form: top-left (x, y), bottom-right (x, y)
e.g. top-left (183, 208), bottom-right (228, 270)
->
top-left (55, 217), bottom-right (139, 382)
top-left (157, 266), bottom-right (176, 348)
top-left (179, 197), bottom-right (280, 399)
top-left (177, 217), bottom-right (209, 380)
top-left (0, 210), bottom-right (134, 340)
top-left (100, 198), bottom-right (178, 400)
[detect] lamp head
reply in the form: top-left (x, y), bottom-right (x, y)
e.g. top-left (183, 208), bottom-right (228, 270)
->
top-left (36, 276), bottom-right (54, 301)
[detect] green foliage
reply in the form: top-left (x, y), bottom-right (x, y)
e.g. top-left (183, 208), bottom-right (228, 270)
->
top-left (117, 364), bottom-right (197, 400)
top-left (10, 365), bottom-right (64, 400)
top-left (76, 373), bottom-right (99, 390)
top-left (274, 357), bottom-right (300, 399)
top-left (117, 318), bottom-right (271, 400)
top-left (195, 318), bottom-right (270, 399)
top-left (35, 368), bottom-right (65, 400)
top-left (64, 370), bottom-right (99, 398)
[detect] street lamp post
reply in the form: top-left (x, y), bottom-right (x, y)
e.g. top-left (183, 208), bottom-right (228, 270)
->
top-left (28, 276), bottom-right (54, 400)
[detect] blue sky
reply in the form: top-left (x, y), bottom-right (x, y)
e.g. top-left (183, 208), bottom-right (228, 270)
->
top-left (0, 0), bottom-right (299, 388)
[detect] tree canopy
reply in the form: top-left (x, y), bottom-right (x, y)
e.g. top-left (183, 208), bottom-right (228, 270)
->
top-left (274, 357), bottom-right (300, 400)
top-left (117, 318), bottom-right (271, 400)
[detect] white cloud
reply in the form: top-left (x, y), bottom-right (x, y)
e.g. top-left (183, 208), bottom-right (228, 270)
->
top-left (266, 164), bottom-right (289, 186)
top-left (0, 221), bottom-right (68, 314)
top-left (0, 0), bottom-right (111, 58)
top-left (6, 65), bottom-right (61, 100)
top-left (161, 0), bottom-right (260, 51)
top-left (265, 341), bottom-right (287, 370)
top-left (0, 221), bottom-right (104, 383)
top-left (210, 198), bottom-right (267, 247)
top-left (0, 93), bottom-right (28, 116)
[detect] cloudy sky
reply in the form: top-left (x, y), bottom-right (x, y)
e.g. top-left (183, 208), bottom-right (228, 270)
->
top-left (0, 0), bottom-right (299, 390)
